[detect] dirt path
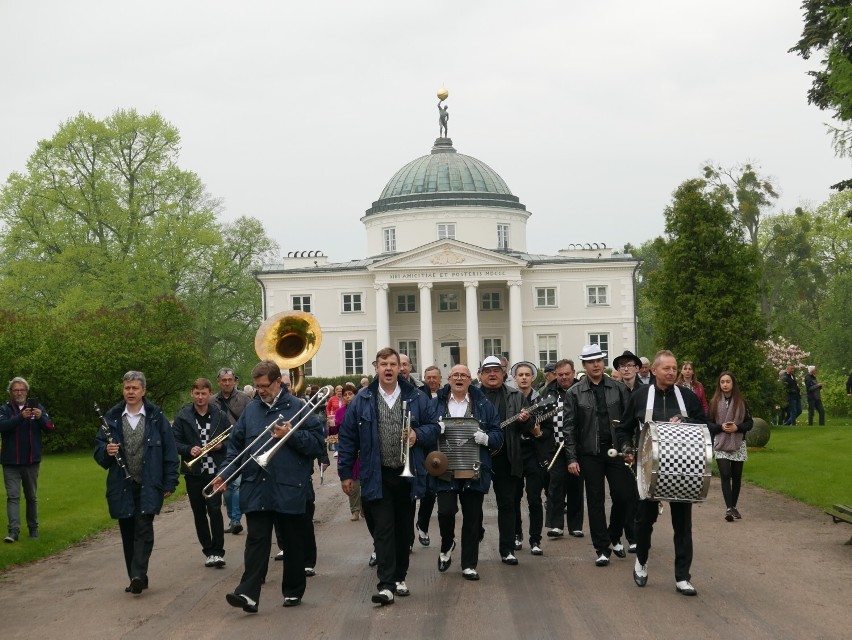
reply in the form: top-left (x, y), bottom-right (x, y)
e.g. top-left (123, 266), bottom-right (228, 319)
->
top-left (1, 468), bottom-right (849, 640)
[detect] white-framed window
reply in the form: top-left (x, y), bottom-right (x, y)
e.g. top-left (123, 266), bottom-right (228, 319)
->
top-left (396, 293), bottom-right (416, 313)
top-left (438, 292), bottom-right (459, 311)
top-left (497, 224), bottom-right (509, 250)
top-left (587, 285), bottom-right (609, 306)
top-left (483, 337), bottom-right (503, 357)
top-left (303, 359), bottom-right (313, 376)
top-left (536, 287), bottom-right (557, 308)
top-left (342, 292), bottom-right (363, 313)
top-left (291, 295), bottom-right (312, 312)
top-left (588, 333), bottom-right (610, 365)
top-left (481, 291), bottom-right (502, 311)
top-left (538, 335), bottom-right (558, 369)
top-left (383, 227), bottom-right (396, 252)
top-left (437, 223), bottom-right (456, 240)
top-left (398, 340), bottom-right (418, 371)
top-left (343, 341), bottom-right (364, 374)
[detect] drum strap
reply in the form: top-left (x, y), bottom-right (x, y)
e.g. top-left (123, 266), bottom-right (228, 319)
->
top-left (644, 385), bottom-right (686, 423)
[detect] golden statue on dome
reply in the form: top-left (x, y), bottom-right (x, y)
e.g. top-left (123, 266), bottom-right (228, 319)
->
top-left (437, 87), bottom-right (449, 138)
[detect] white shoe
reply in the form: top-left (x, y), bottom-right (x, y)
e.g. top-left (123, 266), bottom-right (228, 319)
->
top-left (214, 555), bottom-right (226, 567)
top-left (333, 452), bottom-right (338, 458)
top-left (275, 550), bottom-right (284, 561)
top-left (595, 553), bottom-right (610, 567)
top-left (371, 589), bottom-right (394, 605)
top-left (546, 528), bottom-right (564, 538)
top-left (394, 581), bottom-right (410, 596)
top-left (205, 555), bottom-right (217, 567)
top-left (530, 544), bottom-right (543, 556)
top-left (633, 559), bottom-right (648, 587)
top-left (676, 580), bottom-right (698, 596)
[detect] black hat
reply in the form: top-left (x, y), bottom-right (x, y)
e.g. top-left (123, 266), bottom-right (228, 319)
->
top-left (612, 350), bottom-right (642, 370)
top-left (543, 362), bottom-right (556, 373)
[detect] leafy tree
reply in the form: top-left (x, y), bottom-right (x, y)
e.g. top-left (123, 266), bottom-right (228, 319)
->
top-left (790, 1), bottom-right (852, 196)
top-left (624, 238), bottom-right (665, 357)
top-left (647, 179), bottom-right (769, 414)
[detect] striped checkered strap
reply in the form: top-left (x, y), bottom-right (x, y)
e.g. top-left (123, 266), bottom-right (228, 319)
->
top-left (644, 385), bottom-right (686, 424)
top-left (554, 397), bottom-right (564, 443)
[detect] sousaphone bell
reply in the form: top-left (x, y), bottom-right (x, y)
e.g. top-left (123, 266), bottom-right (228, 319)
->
top-left (255, 311), bottom-right (322, 397)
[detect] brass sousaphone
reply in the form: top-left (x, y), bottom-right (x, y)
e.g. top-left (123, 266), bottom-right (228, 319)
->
top-left (254, 311), bottom-right (322, 397)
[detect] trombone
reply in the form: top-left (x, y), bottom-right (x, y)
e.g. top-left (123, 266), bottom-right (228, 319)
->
top-left (184, 426), bottom-right (232, 470)
top-left (203, 385), bottom-right (333, 498)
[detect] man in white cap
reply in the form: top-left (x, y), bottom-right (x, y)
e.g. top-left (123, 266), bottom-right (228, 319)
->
top-left (564, 345), bottom-right (632, 567)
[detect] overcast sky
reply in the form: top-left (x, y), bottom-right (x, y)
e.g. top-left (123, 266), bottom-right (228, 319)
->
top-left (1, 1), bottom-right (845, 263)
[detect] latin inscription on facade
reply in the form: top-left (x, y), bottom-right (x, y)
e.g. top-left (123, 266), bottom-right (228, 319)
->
top-left (387, 270), bottom-right (508, 280)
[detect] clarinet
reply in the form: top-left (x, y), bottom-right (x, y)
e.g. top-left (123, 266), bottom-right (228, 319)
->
top-left (94, 402), bottom-right (132, 481)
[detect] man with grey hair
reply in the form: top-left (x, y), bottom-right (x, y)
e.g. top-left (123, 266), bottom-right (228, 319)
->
top-left (94, 371), bottom-right (178, 594)
top-left (215, 367), bottom-right (252, 534)
top-left (637, 357), bottom-right (654, 385)
top-left (804, 365), bottom-right (825, 426)
top-left (1, 377), bottom-right (54, 543)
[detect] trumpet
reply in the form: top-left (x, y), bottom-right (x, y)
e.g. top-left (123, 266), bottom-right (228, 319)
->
top-left (185, 426), bottom-right (232, 470)
top-left (203, 385), bottom-right (333, 498)
top-left (399, 401), bottom-right (414, 478)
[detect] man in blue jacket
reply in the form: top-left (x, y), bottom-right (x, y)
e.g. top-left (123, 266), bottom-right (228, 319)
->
top-left (211, 359), bottom-right (325, 612)
top-left (1, 377), bottom-right (54, 543)
top-left (338, 347), bottom-right (439, 606)
top-left (94, 371), bottom-right (179, 595)
top-left (430, 364), bottom-right (502, 581)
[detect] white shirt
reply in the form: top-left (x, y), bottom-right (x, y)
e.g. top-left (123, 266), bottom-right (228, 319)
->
top-left (122, 405), bottom-right (146, 430)
top-left (447, 394), bottom-right (470, 418)
top-left (379, 383), bottom-right (401, 409)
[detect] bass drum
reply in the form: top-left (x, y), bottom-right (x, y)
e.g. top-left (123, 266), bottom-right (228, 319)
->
top-left (636, 421), bottom-right (713, 503)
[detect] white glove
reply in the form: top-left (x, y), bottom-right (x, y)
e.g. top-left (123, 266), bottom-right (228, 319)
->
top-left (473, 430), bottom-right (489, 446)
top-left (439, 420), bottom-right (445, 435)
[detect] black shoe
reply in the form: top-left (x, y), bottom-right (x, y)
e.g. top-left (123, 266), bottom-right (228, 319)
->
top-left (304, 567), bottom-right (316, 577)
top-left (569, 530), bottom-right (584, 538)
top-left (595, 553), bottom-right (610, 567)
top-left (371, 589), bottom-right (394, 605)
top-left (462, 568), bottom-right (480, 581)
top-left (732, 508), bottom-right (742, 520)
top-left (676, 580), bottom-right (698, 596)
top-left (129, 576), bottom-right (146, 595)
top-left (124, 578), bottom-right (148, 593)
top-left (283, 597), bottom-right (302, 607)
top-left (368, 552), bottom-right (378, 567)
top-left (231, 522), bottom-right (243, 535)
top-left (416, 526), bottom-right (430, 546)
top-left (29, 530), bottom-right (38, 539)
top-left (226, 592), bottom-right (258, 613)
top-left (514, 535), bottom-right (523, 550)
top-left (501, 553), bottom-right (519, 565)
top-left (438, 541), bottom-right (455, 572)
top-left (224, 522), bottom-right (234, 534)
top-left (612, 542), bottom-right (626, 558)
top-left (628, 543), bottom-right (637, 554)
top-left (725, 509), bottom-right (734, 522)
top-left (633, 561), bottom-right (648, 587)
top-left (546, 528), bottom-right (563, 538)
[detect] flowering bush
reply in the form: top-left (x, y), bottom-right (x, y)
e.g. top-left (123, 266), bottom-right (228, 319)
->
top-left (757, 336), bottom-right (810, 371)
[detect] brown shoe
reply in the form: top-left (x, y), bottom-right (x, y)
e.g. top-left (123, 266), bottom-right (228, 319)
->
top-left (351, 512), bottom-right (360, 521)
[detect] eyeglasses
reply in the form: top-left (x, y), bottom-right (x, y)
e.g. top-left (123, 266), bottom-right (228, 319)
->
top-left (618, 364), bottom-right (638, 370)
top-left (449, 373), bottom-right (470, 380)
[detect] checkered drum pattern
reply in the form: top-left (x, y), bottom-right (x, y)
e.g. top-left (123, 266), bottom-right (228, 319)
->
top-left (638, 422), bottom-right (712, 503)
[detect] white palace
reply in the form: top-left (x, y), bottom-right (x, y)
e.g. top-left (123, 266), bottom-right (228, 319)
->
top-left (256, 131), bottom-right (638, 379)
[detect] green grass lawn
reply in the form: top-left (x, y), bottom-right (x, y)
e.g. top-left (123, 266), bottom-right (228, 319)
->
top-left (742, 417), bottom-right (852, 510)
top-left (0, 452), bottom-right (185, 572)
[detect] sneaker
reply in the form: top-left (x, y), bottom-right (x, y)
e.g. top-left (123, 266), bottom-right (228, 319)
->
top-left (546, 528), bottom-right (563, 538)
top-left (4, 533), bottom-right (18, 543)
top-left (530, 544), bottom-right (543, 556)
top-left (514, 535), bottom-right (522, 550)
top-left (676, 580), bottom-right (698, 596)
top-left (205, 555), bottom-right (218, 567)
top-left (416, 525), bottom-right (430, 546)
top-left (394, 581), bottom-right (410, 596)
top-left (612, 542), bottom-right (626, 558)
top-left (368, 552), bottom-right (378, 567)
top-left (462, 568), bottom-right (480, 581)
top-left (628, 543), bottom-right (637, 553)
top-left (275, 550), bottom-right (284, 561)
top-left (732, 507), bottom-right (742, 519)
top-left (304, 567), bottom-right (316, 577)
top-left (595, 553), bottom-right (610, 567)
top-left (633, 559), bottom-right (648, 587)
top-left (231, 521), bottom-right (243, 535)
top-left (725, 509), bottom-right (734, 522)
top-left (501, 553), bottom-right (519, 565)
top-left (226, 592), bottom-right (258, 613)
top-left (371, 589), bottom-right (394, 605)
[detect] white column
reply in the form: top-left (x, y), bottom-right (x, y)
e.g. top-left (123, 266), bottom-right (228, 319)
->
top-left (508, 280), bottom-right (523, 362)
top-left (465, 280), bottom-right (480, 370)
top-left (419, 282), bottom-right (434, 370)
top-left (374, 282), bottom-right (390, 350)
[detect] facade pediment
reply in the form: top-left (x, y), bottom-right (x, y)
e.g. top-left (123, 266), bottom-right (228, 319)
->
top-left (368, 239), bottom-right (527, 274)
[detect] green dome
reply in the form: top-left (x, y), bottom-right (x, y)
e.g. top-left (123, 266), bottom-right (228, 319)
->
top-left (365, 138), bottom-right (526, 216)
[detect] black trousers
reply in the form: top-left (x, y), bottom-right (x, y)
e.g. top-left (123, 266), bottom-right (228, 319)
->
top-left (635, 500), bottom-right (693, 582)
top-left (417, 490), bottom-right (437, 534)
top-left (236, 511), bottom-right (306, 605)
top-left (514, 443), bottom-right (547, 545)
top-left (303, 499), bottom-right (317, 568)
top-left (807, 397), bottom-right (825, 425)
top-left (491, 453), bottom-right (520, 557)
top-left (184, 474), bottom-right (225, 557)
top-left (545, 450), bottom-right (584, 532)
top-left (117, 482), bottom-right (155, 582)
top-left (579, 451), bottom-right (634, 555)
top-left (365, 466), bottom-right (413, 591)
top-left (437, 489), bottom-right (485, 569)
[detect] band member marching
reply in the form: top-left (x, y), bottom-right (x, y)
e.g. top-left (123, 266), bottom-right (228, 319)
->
top-left (172, 378), bottom-right (231, 568)
top-left (338, 347), bottom-right (439, 606)
top-left (430, 364), bottom-right (502, 580)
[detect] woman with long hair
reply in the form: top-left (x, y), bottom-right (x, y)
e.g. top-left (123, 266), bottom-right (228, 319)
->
top-left (676, 361), bottom-right (708, 415)
top-left (708, 371), bottom-right (753, 522)
top-left (335, 383), bottom-right (360, 520)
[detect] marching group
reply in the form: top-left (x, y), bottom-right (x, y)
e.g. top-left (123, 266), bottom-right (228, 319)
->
top-left (2, 347), bottom-right (757, 612)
